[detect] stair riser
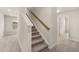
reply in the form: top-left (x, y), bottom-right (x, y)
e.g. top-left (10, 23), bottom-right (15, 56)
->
top-left (40, 47), bottom-right (49, 52)
top-left (32, 26), bottom-right (35, 28)
top-left (32, 29), bottom-right (37, 32)
top-left (32, 45), bottom-right (48, 52)
top-left (32, 36), bottom-right (41, 39)
top-left (32, 32), bottom-right (39, 36)
top-left (32, 27), bottom-right (35, 29)
top-left (32, 40), bottom-right (44, 46)
top-left (32, 26), bottom-right (48, 52)
top-left (39, 46), bottom-right (48, 52)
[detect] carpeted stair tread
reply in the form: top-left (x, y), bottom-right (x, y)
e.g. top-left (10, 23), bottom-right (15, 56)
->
top-left (32, 28), bottom-right (37, 31)
top-left (32, 42), bottom-right (48, 52)
top-left (32, 34), bottom-right (41, 39)
top-left (32, 31), bottom-right (39, 36)
top-left (32, 38), bottom-right (44, 46)
top-left (32, 26), bottom-right (48, 52)
top-left (41, 47), bottom-right (49, 52)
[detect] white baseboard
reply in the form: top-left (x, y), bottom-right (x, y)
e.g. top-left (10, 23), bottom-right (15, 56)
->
top-left (70, 37), bottom-right (79, 42)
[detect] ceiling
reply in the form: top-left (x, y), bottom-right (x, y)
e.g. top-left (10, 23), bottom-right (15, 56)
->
top-left (0, 7), bottom-right (21, 17)
top-left (0, 7), bottom-right (79, 16)
top-left (57, 7), bottom-right (79, 13)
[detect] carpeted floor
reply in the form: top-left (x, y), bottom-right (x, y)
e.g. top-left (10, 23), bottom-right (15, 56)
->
top-left (50, 40), bottom-right (79, 52)
top-left (0, 35), bottom-right (79, 52)
top-left (0, 35), bottom-right (21, 52)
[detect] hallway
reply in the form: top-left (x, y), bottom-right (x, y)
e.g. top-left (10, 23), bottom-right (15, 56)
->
top-left (0, 35), bottom-right (21, 52)
top-left (0, 7), bottom-right (79, 52)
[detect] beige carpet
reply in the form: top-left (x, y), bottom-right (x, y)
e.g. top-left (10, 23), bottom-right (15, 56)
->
top-left (50, 40), bottom-right (79, 52)
top-left (0, 35), bottom-right (21, 52)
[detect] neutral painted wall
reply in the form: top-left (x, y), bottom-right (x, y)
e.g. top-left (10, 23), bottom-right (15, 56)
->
top-left (30, 7), bottom-right (57, 49)
top-left (58, 9), bottom-right (79, 41)
top-left (30, 7), bottom-right (52, 27)
top-left (18, 8), bottom-right (33, 51)
top-left (0, 11), bottom-right (4, 39)
top-left (4, 15), bottom-right (18, 36)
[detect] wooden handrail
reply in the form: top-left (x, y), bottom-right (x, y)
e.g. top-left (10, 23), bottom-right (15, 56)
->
top-left (28, 10), bottom-right (50, 30)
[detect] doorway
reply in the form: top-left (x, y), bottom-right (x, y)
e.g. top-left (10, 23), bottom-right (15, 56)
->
top-left (57, 15), bottom-right (70, 51)
top-left (4, 15), bottom-right (18, 36)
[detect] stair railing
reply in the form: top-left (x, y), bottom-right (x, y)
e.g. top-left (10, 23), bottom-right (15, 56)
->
top-left (26, 9), bottom-right (50, 30)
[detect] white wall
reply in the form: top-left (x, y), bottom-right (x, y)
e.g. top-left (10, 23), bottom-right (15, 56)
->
top-left (0, 7), bottom-right (20, 17)
top-left (0, 11), bottom-right (4, 39)
top-left (48, 8), bottom-right (57, 48)
top-left (30, 7), bottom-right (52, 27)
top-left (58, 9), bottom-right (79, 42)
top-left (18, 8), bottom-right (33, 52)
top-left (4, 15), bottom-right (18, 36)
top-left (29, 7), bottom-right (57, 49)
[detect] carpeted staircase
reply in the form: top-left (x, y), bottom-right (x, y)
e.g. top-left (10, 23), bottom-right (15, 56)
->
top-left (32, 26), bottom-right (49, 52)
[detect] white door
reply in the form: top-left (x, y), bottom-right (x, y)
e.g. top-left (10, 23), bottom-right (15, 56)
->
top-left (57, 15), bottom-right (70, 44)
top-left (64, 16), bottom-right (70, 40)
